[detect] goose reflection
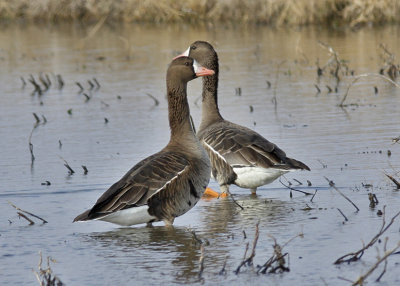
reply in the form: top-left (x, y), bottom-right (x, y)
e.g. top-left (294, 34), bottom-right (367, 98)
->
top-left (85, 226), bottom-right (203, 283)
top-left (198, 192), bottom-right (297, 238)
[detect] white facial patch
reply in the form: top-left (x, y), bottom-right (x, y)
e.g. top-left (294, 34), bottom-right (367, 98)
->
top-left (193, 59), bottom-right (201, 73)
top-left (182, 47), bottom-right (190, 57)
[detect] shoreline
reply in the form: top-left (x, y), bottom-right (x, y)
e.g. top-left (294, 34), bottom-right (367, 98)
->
top-left (0, 0), bottom-right (399, 27)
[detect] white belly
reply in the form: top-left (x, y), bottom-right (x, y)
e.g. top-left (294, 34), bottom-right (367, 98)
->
top-left (233, 166), bottom-right (289, 189)
top-left (97, 205), bottom-right (157, 226)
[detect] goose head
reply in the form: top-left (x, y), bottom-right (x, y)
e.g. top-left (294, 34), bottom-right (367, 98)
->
top-left (175, 41), bottom-right (218, 71)
top-left (167, 56), bottom-right (215, 84)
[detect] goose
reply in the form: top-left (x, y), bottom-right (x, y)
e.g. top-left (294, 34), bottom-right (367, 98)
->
top-left (73, 57), bottom-right (214, 226)
top-left (177, 41), bottom-right (310, 196)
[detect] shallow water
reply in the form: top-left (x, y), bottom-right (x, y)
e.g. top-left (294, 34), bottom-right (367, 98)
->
top-left (1, 23), bottom-right (400, 285)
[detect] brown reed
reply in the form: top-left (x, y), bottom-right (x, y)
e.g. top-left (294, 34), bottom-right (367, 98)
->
top-left (0, 0), bottom-right (399, 27)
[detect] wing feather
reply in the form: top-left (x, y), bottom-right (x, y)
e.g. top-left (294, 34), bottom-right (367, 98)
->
top-left (201, 121), bottom-right (308, 170)
top-left (85, 151), bottom-right (190, 219)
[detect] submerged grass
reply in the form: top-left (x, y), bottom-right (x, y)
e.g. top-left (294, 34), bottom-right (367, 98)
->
top-left (0, 0), bottom-right (400, 26)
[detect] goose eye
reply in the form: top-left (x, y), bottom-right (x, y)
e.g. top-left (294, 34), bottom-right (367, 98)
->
top-left (185, 61), bottom-right (190, 66)
top-left (191, 45), bottom-right (196, 50)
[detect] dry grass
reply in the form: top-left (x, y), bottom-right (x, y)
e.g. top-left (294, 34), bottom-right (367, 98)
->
top-left (0, 0), bottom-right (399, 26)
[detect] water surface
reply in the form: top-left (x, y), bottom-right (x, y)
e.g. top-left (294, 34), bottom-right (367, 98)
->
top-left (1, 23), bottom-right (400, 285)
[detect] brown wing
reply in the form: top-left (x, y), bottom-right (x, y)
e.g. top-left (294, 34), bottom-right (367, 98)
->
top-left (74, 151), bottom-right (190, 221)
top-left (201, 121), bottom-right (310, 171)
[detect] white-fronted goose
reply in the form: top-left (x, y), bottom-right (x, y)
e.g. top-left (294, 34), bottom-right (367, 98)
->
top-left (178, 41), bottom-right (310, 195)
top-left (73, 57), bottom-right (214, 226)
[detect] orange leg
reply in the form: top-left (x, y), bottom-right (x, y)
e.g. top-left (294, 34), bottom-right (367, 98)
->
top-left (202, 187), bottom-right (228, 199)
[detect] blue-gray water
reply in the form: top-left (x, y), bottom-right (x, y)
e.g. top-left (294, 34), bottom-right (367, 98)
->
top-left (1, 23), bottom-right (400, 285)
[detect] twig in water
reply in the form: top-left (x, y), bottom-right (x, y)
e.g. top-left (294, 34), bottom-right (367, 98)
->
top-left (93, 77), bottom-right (101, 89)
top-left (324, 177), bottom-right (359, 212)
top-left (219, 256), bottom-right (228, 275)
top-left (351, 241), bottom-right (400, 286)
top-left (33, 251), bottom-right (65, 286)
top-left (235, 87), bottom-right (242, 96)
top-left (39, 73), bottom-right (50, 91)
top-left (384, 173), bottom-right (400, 189)
top-left (337, 208), bottom-right (348, 222)
top-left (83, 93), bottom-right (91, 102)
top-left (318, 41), bottom-right (348, 81)
top-left (75, 82), bottom-right (84, 93)
top-left (293, 178), bottom-right (302, 185)
top-left (368, 193), bottom-right (379, 208)
top-left (28, 115), bottom-right (42, 165)
top-left (339, 73), bottom-right (400, 107)
top-left (379, 43), bottom-right (398, 80)
top-left (272, 60), bottom-right (286, 113)
top-left (8, 201), bottom-right (48, 223)
top-left (60, 157), bottom-right (75, 175)
top-left (17, 212), bottom-right (35, 225)
top-left (56, 74), bottom-right (64, 90)
top-left (257, 234), bottom-right (298, 274)
top-left (279, 178), bottom-right (313, 196)
top-left (33, 113), bottom-right (41, 124)
top-left (235, 222), bottom-right (260, 274)
top-left (334, 206), bottom-right (400, 264)
top-left (21, 76), bottom-right (26, 88)
top-left (82, 165), bottom-right (88, 175)
top-left (234, 242), bottom-right (249, 274)
top-left (29, 75), bottom-right (42, 95)
top-left (391, 136), bottom-right (400, 144)
top-left (189, 229), bottom-right (209, 246)
top-left (376, 237), bottom-right (389, 282)
top-left (244, 222), bottom-right (260, 266)
top-left (226, 189), bottom-right (244, 210)
top-left (198, 244), bottom-right (205, 279)
top-left (88, 80), bottom-right (95, 90)
top-left (146, 93), bottom-right (159, 106)
top-left (310, 190), bottom-right (318, 202)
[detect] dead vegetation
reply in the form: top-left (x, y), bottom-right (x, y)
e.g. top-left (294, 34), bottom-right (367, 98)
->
top-left (234, 222), bottom-right (302, 275)
top-left (379, 44), bottom-right (399, 80)
top-left (1, 0), bottom-right (400, 26)
top-left (33, 251), bottom-right (65, 286)
top-left (385, 173), bottom-right (400, 189)
top-left (325, 177), bottom-right (359, 212)
top-left (23, 73), bottom-right (65, 96)
top-left (235, 222), bottom-right (260, 274)
top-left (338, 73), bottom-right (400, 107)
top-left (338, 43), bottom-right (400, 107)
top-left (29, 112), bottom-right (48, 166)
top-left (350, 241), bottom-right (400, 285)
top-left (334, 206), bottom-right (400, 264)
top-left (317, 41), bottom-right (351, 82)
top-left (8, 201), bottom-right (48, 224)
top-left (279, 177), bottom-right (313, 197)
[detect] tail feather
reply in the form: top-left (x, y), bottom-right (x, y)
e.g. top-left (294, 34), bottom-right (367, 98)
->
top-left (73, 210), bottom-right (91, 222)
top-left (285, 157), bottom-right (310, 171)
